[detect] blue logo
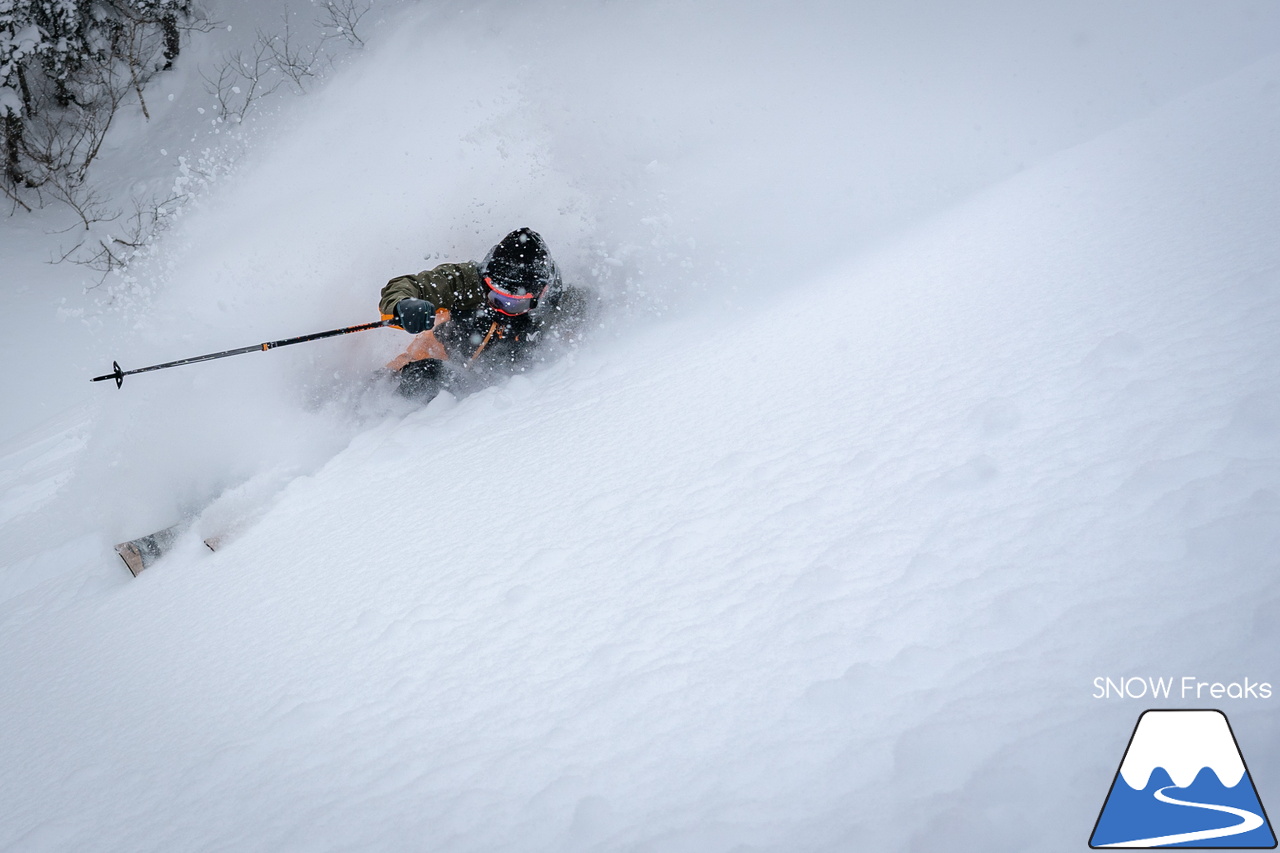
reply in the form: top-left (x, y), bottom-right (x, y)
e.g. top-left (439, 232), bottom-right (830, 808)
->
top-left (1091, 710), bottom-right (1276, 848)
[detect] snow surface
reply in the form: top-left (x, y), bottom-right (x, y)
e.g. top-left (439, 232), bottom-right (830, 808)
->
top-left (3, 2), bottom-right (1280, 851)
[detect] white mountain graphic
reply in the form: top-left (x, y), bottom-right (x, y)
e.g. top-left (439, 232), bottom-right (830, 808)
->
top-left (1091, 710), bottom-right (1276, 849)
top-left (1119, 710), bottom-right (1245, 789)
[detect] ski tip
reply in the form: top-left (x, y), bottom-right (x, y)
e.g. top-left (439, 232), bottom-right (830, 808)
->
top-left (115, 542), bottom-right (146, 577)
top-left (114, 522), bottom-right (184, 577)
top-left (114, 523), bottom-right (228, 576)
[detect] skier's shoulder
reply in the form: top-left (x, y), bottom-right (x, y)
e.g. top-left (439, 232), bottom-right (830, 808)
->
top-left (399, 260), bottom-right (485, 311)
top-left (419, 260), bottom-right (481, 287)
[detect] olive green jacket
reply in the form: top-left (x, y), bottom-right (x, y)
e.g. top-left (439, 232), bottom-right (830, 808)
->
top-left (378, 262), bottom-right (486, 316)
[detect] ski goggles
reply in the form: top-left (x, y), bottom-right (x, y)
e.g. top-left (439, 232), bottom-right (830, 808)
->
top-left (484, 276), bottom-right (547, 317)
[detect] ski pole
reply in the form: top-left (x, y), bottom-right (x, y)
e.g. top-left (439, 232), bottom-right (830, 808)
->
top-left (91, 318), bottom-right (398, 388)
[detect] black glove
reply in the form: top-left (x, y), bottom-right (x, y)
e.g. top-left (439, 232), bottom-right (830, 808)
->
top-left (395, 298), bottom-right (436, 334)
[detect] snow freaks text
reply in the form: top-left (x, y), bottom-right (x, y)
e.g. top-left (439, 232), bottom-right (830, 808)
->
top-left (1092, 677), bottom-right (1273, 701)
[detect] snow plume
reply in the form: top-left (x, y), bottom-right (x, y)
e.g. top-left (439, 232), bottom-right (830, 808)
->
top-left (101, 0), bottom-right (1280, 317)
top-left (72, 0), bottom-right (1280, 537)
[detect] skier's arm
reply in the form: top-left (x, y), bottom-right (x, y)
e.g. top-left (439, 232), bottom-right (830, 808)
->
top-left (379, 275), bottom-right (427, 317)
top-left (378, 262), bottom-right (486, 316)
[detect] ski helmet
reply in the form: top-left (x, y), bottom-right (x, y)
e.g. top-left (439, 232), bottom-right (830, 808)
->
top-left (480, 228), bottom-right (559, 315)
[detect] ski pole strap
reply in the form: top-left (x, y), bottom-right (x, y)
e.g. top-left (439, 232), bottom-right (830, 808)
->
top-left (91, 318), bottom-right (396, 388)
top-left (467, 321), bottom-right (500, 366)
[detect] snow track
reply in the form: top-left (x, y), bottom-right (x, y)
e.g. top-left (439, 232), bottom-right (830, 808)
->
top-left (1107, 787), bottom-right (1264, 848)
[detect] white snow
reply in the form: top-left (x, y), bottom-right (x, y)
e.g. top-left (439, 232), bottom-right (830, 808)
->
top-left (0, 85), bottom-right (21, 117)
top-left (1119, 711), bottom-right (1246, 790)
top-left (2, 2), bottom-right (1280, 851)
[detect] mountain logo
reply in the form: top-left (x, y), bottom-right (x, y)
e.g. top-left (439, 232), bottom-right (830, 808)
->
top-left (1090, 709), bottom-right (1276, 848)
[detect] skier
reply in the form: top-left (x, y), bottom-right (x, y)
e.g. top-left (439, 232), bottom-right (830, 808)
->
top-left (379, 227), bottom-right (591, 401)
top-left (109, 228), bottom-right (590, 575)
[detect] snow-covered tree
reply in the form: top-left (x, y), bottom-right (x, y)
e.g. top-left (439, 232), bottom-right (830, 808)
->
top-left (1, 0), bottom-right (197, 197)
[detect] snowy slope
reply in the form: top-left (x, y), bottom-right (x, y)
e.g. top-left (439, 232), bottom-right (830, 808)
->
top-left (2, 2), bottom-right (1280, 852)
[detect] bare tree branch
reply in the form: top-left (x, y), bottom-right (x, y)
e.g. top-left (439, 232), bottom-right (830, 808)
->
top-left (262, 17), bottom-right (325, 95)
top-left (319, 0), bottom-right (371, 49)
top-left (199, 39), bottom-right (285, 124)
top-left (50, 190), bottom-right (187, 287)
